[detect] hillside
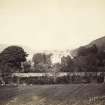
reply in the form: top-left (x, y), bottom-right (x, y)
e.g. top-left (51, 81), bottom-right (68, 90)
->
top-left (88, 36), bottom-right (105, 50)
top-left (70, 36), bottom-right (105, 57)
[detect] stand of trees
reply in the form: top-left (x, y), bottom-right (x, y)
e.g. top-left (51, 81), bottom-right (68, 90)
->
top-left (32, 53), bottom-right (52, 72)
top-left (20, 44), bottom-right (105, 74)
top-left (0, 44), bottom-right (105, 85)
top-left (73, 44), bottom-right (105, 72)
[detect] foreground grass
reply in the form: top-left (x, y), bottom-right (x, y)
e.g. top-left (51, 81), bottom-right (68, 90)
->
top-left (0, 84), bottom-right (105, 105)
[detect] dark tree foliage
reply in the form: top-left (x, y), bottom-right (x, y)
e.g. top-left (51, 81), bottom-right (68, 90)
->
top-left (77, 44), bottom-right (98, 57)
top-left (0, 46), bottom-right (28, 83)
top-left (0, 46), bottom-right (27, 64)
top-left (89, 44), bottom-right (98, 54)
top-left (97, 51), bottom-right (105, 66)
top-left (32, 53), bottom-right (52, 72)
top-left (74, 44), bottom-right (101, 72)
top-left (32, 53), bottom-right (52, 65)
top-left (77, 46), bottom-right (88, 56)
top-left (61, 55), bottom-right (73, 72)
top-left (23, 61), bottom-right (31, 73)
top-left (85, 54), bottom-right (99, 72)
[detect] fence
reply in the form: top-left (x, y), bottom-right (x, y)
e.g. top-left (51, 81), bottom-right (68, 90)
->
top-left (11, 72), bottom-right (105, 84)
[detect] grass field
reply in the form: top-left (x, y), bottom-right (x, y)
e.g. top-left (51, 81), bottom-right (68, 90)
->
top-left (0, 84), bottom-right (105, 105)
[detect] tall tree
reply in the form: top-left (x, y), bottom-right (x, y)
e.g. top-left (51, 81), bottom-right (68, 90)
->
top-left (32, 53), bottom-right (52, 72)
top-left (61, 55), bottom-right (73, 72)
top-left (0, 46), bottom-right (28, 84)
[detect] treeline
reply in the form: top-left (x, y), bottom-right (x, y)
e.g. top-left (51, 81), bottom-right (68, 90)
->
top-left (13, 73), bottom-right (105, 85)
top-left (22, 44), bottom-right (105, 73)
top-left (0, 44), bottom-right (105, 84)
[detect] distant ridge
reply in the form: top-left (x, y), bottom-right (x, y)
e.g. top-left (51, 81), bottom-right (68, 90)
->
top-left (88, 36), bottom-right (105, 50)
top-left (70, 36), bottom-right (105, 57)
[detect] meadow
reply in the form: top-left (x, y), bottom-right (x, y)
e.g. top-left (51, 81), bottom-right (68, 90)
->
top-left (0, 84), bottom-right (105, 105)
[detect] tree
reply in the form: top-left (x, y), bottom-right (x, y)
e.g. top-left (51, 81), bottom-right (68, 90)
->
top-left (61, 55), bottom-right (73, 72)
top-left (97, 51), bottom-right (105, 66)
top-left (0, 46), bottom-right (28, 84)
top-left (32, 53), bottom-right (52, 65)
top-left (22, 60), bottom-right (31, 73)
top-left (32, 53), bottom-right (52, 72)
top-left (73, 44), bottom-right (99, 72)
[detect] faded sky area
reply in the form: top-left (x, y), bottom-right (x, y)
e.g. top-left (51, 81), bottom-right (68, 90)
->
top-left (0, 0), bottom-right (105, 50)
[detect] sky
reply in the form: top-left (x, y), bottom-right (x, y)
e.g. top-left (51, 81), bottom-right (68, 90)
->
top-left (0, 0), bottom-right (105, 51)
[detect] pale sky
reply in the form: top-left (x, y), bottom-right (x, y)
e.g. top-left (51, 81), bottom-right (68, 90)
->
top-left (0, 0), bottom-right (105, 50)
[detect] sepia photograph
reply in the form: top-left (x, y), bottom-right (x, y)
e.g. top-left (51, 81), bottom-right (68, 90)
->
top-left (0, 0), bottom-right (105, 105)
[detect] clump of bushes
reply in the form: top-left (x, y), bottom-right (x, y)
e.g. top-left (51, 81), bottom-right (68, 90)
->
top-left (12, 74), bottom-right (104, 85)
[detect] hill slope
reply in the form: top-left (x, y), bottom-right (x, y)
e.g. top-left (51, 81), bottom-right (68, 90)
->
top-left (71, 36), bottom-right (105, 57)
top-left (88, 36), bottom-right (105, 50)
